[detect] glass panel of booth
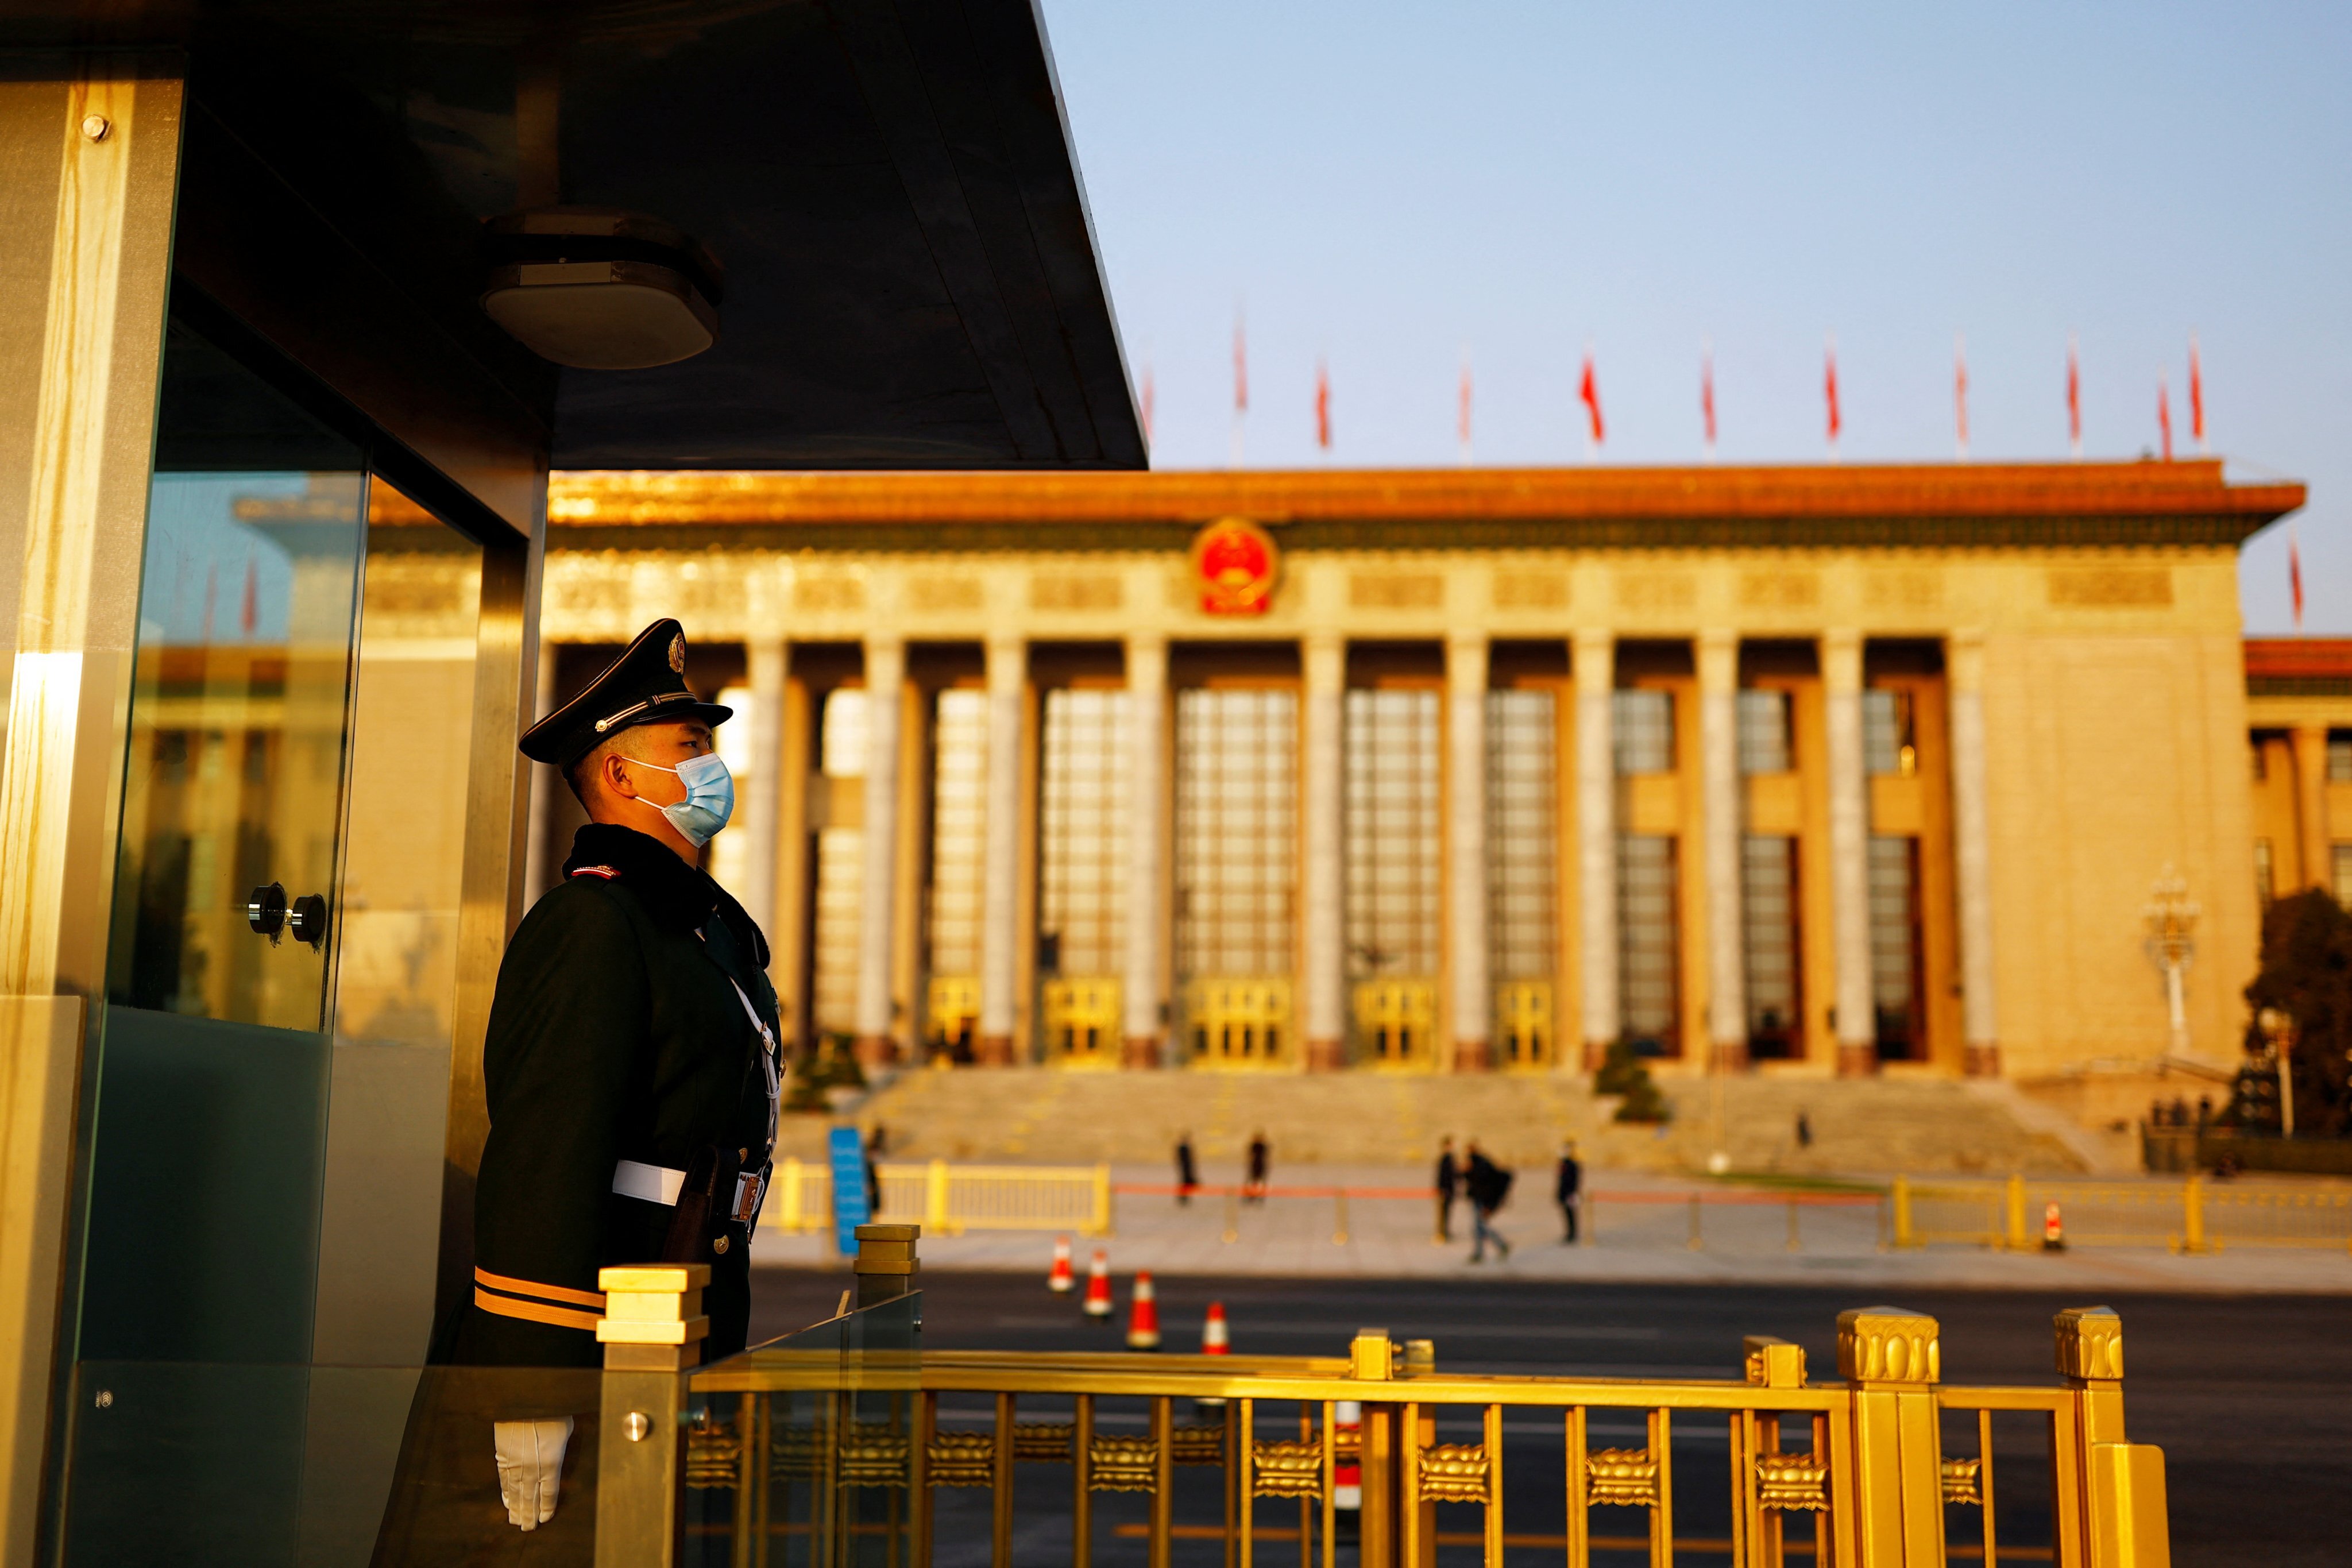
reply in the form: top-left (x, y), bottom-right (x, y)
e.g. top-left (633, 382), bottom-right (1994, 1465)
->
top-left (65, 308), bottom-right (490, 1562)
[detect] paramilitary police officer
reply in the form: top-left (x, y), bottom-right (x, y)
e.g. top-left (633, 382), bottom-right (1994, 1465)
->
top-left (454, 619), bottom-right (783, 1531)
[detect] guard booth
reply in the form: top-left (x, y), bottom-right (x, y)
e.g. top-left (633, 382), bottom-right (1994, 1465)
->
top-left (0, 5), bottom-right (1139, 1561)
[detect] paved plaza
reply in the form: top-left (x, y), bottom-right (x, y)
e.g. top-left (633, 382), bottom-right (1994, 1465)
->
top-left (750, 1162), bottom-right (2352, 1295)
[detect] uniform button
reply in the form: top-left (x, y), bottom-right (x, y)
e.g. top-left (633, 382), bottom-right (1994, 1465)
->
top-left (713, 1235), bottom-right (731, 1254)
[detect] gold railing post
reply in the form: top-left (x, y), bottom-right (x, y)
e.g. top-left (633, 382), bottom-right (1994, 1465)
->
top-left (2178, 1177), bottom-right (2207, 1254)
top-left (855, 1221), bottom-right (920, 1309)
top-left (2004, 1173), bottom-right (2029, 1250)
top-left (925, 1158), bottom-right (951, 1233)
top-left (1349, 1330), bottom-right (1397, 1568)
top-left (1891, 1176), bottom-right (1914, 1249)
top-left (1836, 1307), bottom-right (1944, 1567)
top-left (2055, 1307), bottom-right (2169, 1568)
top-left (1094, 1163), bottom-right (1114, 1236)
top-left (594, 1263), bottom-right (713, 1568)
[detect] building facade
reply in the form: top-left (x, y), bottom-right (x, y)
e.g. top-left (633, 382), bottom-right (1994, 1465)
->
top-left (515, 462), bottom-right (2307, 1083)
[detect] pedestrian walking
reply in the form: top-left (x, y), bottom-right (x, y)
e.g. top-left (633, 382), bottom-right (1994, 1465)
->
top-left (1175, 1133), bottom-right (1198, 1206)
top-left (1464, 1140), bottom-right (1512, 1263)
top-left (1432, 1136), bottom-right (1459, 1243)
top-left (1794, 1109), bottom-right (1813, 1149)
top-left (1245, 1131), bottom-right (1270, 1203)
top-left (1555, 1140), bottom-right (1582, 1243)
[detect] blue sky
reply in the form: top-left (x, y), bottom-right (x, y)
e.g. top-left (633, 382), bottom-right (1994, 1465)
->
top-left (1038, 0), bottom-right (2348, 633)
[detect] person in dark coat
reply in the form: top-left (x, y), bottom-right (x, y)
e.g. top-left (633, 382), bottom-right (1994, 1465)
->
top-left (445, 620), bottom-right (782, 1533)
top-left (1175, 1133), bottom-right (1199, 1205)
top-left (1555, 1141), bottom-right (1582, 1243)
top-left (1245, 1131), bottom-right (1270, 1203)
top-left (1433, 1137), bottom-right (1460, 1243)
top-left (1463, 1141), bottom-right (1512, 1263)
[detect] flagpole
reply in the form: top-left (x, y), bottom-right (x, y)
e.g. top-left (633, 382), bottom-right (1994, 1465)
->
top-left (1700, 337), bottom-right (1716, 465)
top-left (1954, 331), bottom-right (1969, 462)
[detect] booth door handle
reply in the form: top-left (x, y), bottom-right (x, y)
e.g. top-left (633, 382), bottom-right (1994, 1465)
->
top-left (246, 882), bottom-right (288, 942)
top-left (288, 893), bottom-right (330, 951)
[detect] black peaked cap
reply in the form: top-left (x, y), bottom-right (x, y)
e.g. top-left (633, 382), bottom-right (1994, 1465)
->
top-left (519, 619), bottom-right (735, 767)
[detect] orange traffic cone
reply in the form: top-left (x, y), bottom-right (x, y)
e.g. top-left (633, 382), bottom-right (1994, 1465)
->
top-left (2042, 1201), bottom-right (2066, 1252)
top-left (1126, 1270), bottom-right (1161, 1350)
top-left (1083, 1249), bottom-right (1114, 1319)
top-left (1201, 1301), bottom-right (1230, 1355)
top-left (1048, 1235), bottom-right (1074, 1293)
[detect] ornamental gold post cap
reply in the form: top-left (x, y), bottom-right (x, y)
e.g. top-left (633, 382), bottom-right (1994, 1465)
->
top-left (1836, 1306), bottom-right (1941, 1386)
top-left (1743, 1335), bottom-right (1808, 1389)
top-left (1350, 1329), bottom-right (1395, 1381)
top-left (2053, 1304), bottom-right (2123, 1381)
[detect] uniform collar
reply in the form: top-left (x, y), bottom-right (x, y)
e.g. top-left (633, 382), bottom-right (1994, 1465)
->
top-left (563, 823), bottom-right (770, 970)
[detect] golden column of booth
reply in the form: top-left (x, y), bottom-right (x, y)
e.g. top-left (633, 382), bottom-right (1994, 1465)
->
top-left (0, 63), bottom-right (181, 1567)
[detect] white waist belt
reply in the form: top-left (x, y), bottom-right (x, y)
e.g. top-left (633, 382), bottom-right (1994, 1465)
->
top-left (613, 1158), bottom-right (761, 1222)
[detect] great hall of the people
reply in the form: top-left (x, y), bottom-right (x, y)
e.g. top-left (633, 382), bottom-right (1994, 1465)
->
top-left (507, 460), bottom-right (2341, 1086)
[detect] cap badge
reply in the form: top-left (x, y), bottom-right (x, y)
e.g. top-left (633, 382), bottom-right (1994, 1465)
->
top-left (667, 632), bottom-right (686, 673)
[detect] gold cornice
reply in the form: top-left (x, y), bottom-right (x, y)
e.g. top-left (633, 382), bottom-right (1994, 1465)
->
top-left (536, 461), bottom-right (2303, 529)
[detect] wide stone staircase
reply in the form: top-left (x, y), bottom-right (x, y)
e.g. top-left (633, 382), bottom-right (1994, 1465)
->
top-left (783, 1068), bottom-right (2095, 1176)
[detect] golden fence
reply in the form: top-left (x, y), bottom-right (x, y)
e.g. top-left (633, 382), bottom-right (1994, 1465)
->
top-left (1893, 1172), bottom-right (2352, 1253)
top-left (596, 1230), bottom-right (2172, 1568)
top-left (765, 1158), bottom-right (1114, 1238)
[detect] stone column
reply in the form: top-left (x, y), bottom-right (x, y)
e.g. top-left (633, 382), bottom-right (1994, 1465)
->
top-left (1573, 632), bottom-right (1619, 1070)
top-left (741, 636), bottom-right (787, 943)
top-left (1446, 634), bottom-right (1492, 1071)
top-left (854, 636), bottom-right (905, 1067)
top-left (1301, 635), bottom-right (1348, 1070)
top-left (2291, 725), bottom-right (2332, 892)
top-left (522, 644), bottom-right (559, 906)
top-left (1122, 635), bottom-right (1169, 1067)
top-left (1824, 630), bottom-right (1875, 1076)
top-left (976, 636), bottom-right (1026, 1065)
top-left (1698, 631), bottom-right (1746, 1072)
top-left (1949, 632), bottom-right (2000, 1076)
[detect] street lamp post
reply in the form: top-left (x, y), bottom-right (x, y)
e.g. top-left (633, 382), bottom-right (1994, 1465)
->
top-left (2142, 867), bottom-right (2200, 1059)
top-left (2258, 1007), bottom-right (2297, 1140)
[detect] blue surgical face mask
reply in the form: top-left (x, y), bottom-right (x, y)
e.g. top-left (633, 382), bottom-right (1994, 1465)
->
top-left (627, 750), bottom-right (735, 847)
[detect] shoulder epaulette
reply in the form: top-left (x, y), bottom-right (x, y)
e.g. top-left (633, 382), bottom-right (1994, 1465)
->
top-left (571, 864), bottom-right (620, 880)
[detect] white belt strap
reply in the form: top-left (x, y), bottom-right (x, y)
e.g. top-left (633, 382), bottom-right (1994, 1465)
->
top-left (612, 1159), bottom-right (760, 1221)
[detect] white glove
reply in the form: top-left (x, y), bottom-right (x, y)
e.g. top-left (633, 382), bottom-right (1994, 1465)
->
top-left (493, 1416), bottom-right (574, 1530)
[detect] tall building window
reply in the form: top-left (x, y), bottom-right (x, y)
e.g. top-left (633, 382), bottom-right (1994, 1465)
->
top-left (2254, 839), bottom-right (2274, 910)
top-left (1040, 688), bottom-right (1129, 979)
top-left (1864, 689), bottom-right (1917, 777)
top-left (1737, 689), bottom-right (1793, 775)
top-left (2335, 844), bottom-right (2352, 909)
top-left (1175, 688), bottom-right (1297, 979)
top-left (811, 689), bottom-right (868, 1037)
top-left (1868, 835), bottom-right (1923, 1059)
top-left (1486, 689), bottom-right (1558, 980)
top-left (1743, 835), bottom-right (1801, 1057)
top-left (1345, 689), bottom-right (1440, 981)
top-left (1617, 833), bottom-right (1679, 1052)
top-left (2330, 732), bottom-right (2352, 783)
top-left (926, 689), bottom-right (986, 980)
top-left (1614, 689), bottom-right (1674, 775)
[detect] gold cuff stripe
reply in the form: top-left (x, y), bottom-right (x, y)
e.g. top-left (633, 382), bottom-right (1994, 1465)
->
top-left (474, 1265), bottom-right (608, 1311)
top-left (475, 1287), bottom-right (603, 1334)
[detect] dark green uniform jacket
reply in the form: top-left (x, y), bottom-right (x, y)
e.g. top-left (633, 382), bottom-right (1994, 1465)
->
top-left (450, 822), bottom-right (782, 1368)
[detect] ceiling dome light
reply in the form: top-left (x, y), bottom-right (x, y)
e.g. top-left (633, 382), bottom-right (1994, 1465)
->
top-left (481, 208), bottom-right (725, 370)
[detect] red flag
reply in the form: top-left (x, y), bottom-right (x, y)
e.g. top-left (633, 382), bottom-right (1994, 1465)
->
top-left (2157, 373), bottom-right (2173, 461)
top-left (2291, 526), bottom-right (2305, 631)
top-left (240, 555), bottom-right (258, 638)
top-left (2189, 335), bottom-right (2207, 453)
top-left (1579, 350), bottom-right (1604, 446)
top-left (2067, 335), bottom-right (2082, 457)
top-left (1314, 359), bottom-right (1331, 451)
top-left (1232, 318), bottom-right (1248, 414)
top-left (1141, 366), bottom-right (1155, 446)
top-left (1824, 336), bottom-right (1841, 451)
top-left (1954, 333), bottom-right (1969, 459)
top-left (1700, 342), bottom-right (1716, 454)
top-left (1457, 357), bottom-right (1474, 463)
